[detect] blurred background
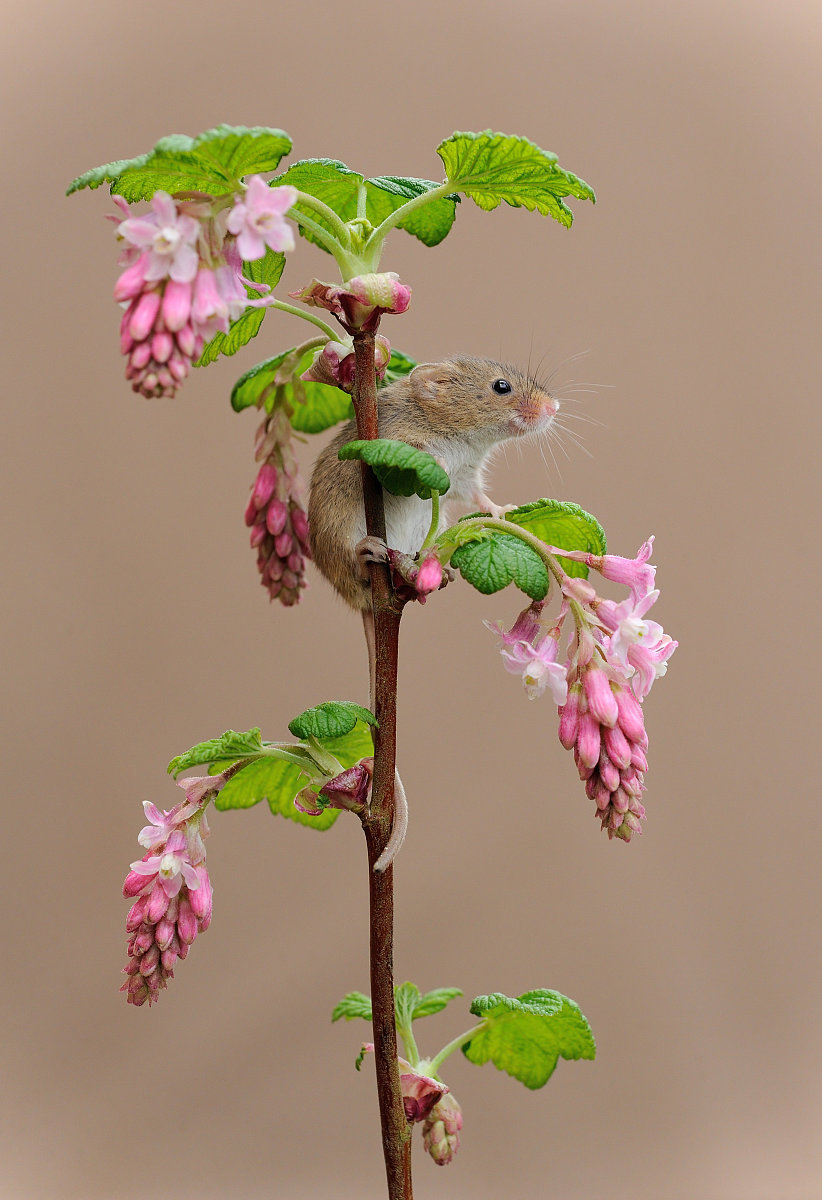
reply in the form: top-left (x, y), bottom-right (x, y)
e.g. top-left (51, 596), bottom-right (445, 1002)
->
top-left (3, 1), bottom-right (820, 1196)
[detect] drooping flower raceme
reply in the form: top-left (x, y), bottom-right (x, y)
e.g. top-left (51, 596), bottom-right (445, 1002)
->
top-left (245, 406), bottom-right (312, 605)
top-left (120, 771), bottom-right (230, 1006)
top-left (112, 178), bottom-right (296, 399)
top-left (486, 540), bottom-right (677, 841)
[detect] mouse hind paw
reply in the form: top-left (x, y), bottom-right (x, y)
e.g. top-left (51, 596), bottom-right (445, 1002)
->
top-left (355, 535), bottom-right (390, 583)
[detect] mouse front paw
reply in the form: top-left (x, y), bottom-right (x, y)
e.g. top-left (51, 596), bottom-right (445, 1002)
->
top-left (472, 492), bottom-right (517, 521)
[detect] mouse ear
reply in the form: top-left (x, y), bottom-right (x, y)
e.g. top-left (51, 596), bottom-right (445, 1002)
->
top-left (409, 363), bottom-right (452, 399)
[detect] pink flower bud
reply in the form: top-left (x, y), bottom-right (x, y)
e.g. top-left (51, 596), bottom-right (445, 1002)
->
top-left (290, 506), bottom-right (309, 546)
top-left (615, 686), bottom-right (645, 743)
top-left (114, 253), bottom-right (150, 302)
top-left (416, 554), bottom-right (443, 595)
top-left (557, 686), bottom-right (581, 749)
top-left (130, 339), bottom-right (152, 370)
top-left (576, 711), bottom-right (601, 770)
top-left (176, 895), bottom-right (198, 945)
top-left (598, 754), bottom-right (621, 793)
top-left (252, 464), bottom-right (278, 508)
top-left (151, 331), bottom-right (173, 364)
top-left (584, 668), bottom-right (618, 727)
top-left (603, 723), bottom-right (632, 770)
top-left (129, 289), bottom-right (162, 341)
top-left (125, 895), bottom-right (149, 931)
top-left (274, 531), bottom-right (292, 558)
top-left (161, 279), bottom-right (192, 331)
top-left (188, 865), bottom-right (212, 922)
top-left (175, 323), bottom-right (196, 357)
top-left (265, 499), bottom-right (288, 536)
top-left (123, 868), bottom-right (154, 898)
top-left (630, 745), bottom-right (648, 772)
top-left (146, 880), bottom-right (170, 923)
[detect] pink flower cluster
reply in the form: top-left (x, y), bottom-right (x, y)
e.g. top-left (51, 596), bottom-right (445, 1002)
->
top-left (488, 538), bottom-right (677, 841)
top-left (112, 179), bottom-right (296, 398)
top-left (120, 775), bottom-right (223, 1006)
top-left (289, 272), bottom-right (411, 334)
top-left (422, 1093), bottom-right (463, 1166)
top-left (245, 407), bottom-right (311, 605)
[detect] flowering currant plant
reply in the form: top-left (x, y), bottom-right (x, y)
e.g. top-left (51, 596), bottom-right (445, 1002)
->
top-left (70, 125), bottom-right (676, 1197)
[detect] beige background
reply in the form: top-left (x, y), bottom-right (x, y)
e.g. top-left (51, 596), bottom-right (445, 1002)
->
top-left (3, 1), bottom-right (820, 1196)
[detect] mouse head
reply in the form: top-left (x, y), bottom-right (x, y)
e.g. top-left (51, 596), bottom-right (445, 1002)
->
top-left (407, 357), bottom-right (558, 442)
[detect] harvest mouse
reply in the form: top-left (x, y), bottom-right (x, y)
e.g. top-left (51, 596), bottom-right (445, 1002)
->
top-left (307, 357), bottom-right (559, 872)
top-left (309, 356), bottom-right (560, 609)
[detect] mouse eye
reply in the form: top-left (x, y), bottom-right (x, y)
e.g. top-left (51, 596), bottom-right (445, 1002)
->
top-left (492, 378), bottom-right (512, 395)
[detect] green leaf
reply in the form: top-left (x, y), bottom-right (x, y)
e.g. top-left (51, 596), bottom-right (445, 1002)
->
top-left (413, 987), bottom-right (463, 1019)
top-left (394, 982), bottom-right (421, 1032)
top-left (437, 131), bottom-right (595, 228)
top-left (215, 720), bottom-right (374, 831)
top-left (505, 499), bottom-right (606, 578)
top-left (338, 439), bottom-right (450, 499)
top-left (271, 160), bottom-right (458, 252)
top-left (288, 701), bottom-right (377, 741)
top-left (167, 728), bottom-right (264, 777)
top-left (451, 532), bottom-right (549, 600)
top-left (368, 176), bottom-right (460, 246)
top-left (196, 248), bottom-right (285, 366)
top-left (464, 990), bottom-right (596, 1089)
top-left (332, 992), bottom-right (373, 1022)
top-left (67, 125), bottom-right (292, 199)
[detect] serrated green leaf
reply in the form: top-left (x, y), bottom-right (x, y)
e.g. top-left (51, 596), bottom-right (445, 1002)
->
top-left (288, 701), bottom-right (377, 741)
top-left (196, 248), bottom-right (285, 367)
top-left (464, 990), bottom-right (596, 1089)
top-left (451, 532), bottom-right (549, 600)
top-left (214, 720), bottom-right (374, 831)
top-left (338, 439), bottom-right (450, 499)
top-left (505, 499), bottom-right (606, 578)
top-left (271, 160), bottom-right (457, 252)
top-left (168, 728), bottom-right (264, 777)
top-left (68, 125), bottom-right (292, 199)
top-left (332, 992), bottom-right (373, 1022)
top-left (413, 987), bottom-right (463, 1019)
top-left (437, 131), bottom-right (594, 227)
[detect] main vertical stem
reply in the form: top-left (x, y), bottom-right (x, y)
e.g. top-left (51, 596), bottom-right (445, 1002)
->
top-left (352, 329), bottom-right (413, 1200)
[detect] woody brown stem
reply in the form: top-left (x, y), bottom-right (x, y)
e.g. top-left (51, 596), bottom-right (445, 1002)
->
top-left (351, 328), bottom-right (413, 1200)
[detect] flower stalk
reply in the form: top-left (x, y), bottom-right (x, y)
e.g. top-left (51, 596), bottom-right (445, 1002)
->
top-left (351, 327), bottom-right (413, 1200)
